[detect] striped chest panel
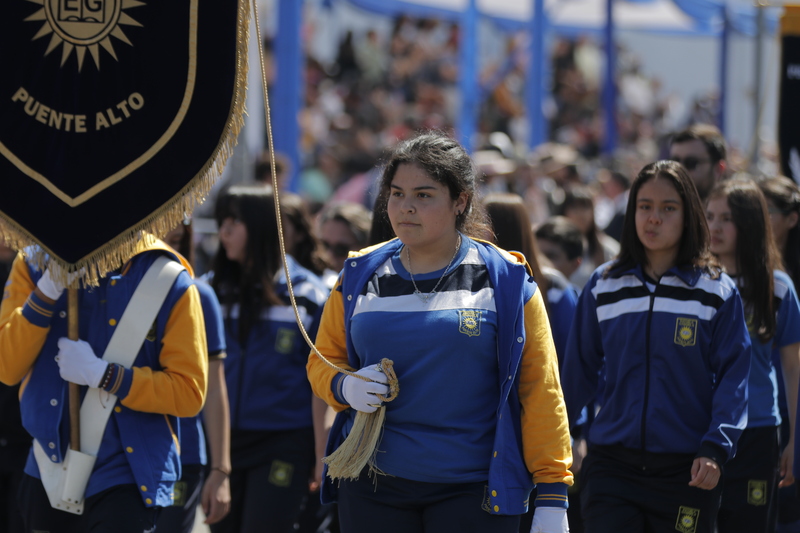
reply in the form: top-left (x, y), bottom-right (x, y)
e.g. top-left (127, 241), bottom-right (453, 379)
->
top-left (591, 273), bottom-right (728, 324)
top-left (354, 244), bottom-right (496, 315)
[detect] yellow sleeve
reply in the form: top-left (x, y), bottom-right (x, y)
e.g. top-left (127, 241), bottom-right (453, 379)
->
top-left (0, 255), bottom-right (49, 385)
top-left (306, 280), bottom-right (353, 412)
top-left (519, 288), bottom-right (574, 486)
top-left (122, 283), bottom-right (208, 417)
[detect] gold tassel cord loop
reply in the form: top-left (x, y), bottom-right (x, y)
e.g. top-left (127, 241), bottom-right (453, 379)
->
top-left (252, 0), bottom-right (399, 482)
top-left (375, 358), bottom-right (399, 403)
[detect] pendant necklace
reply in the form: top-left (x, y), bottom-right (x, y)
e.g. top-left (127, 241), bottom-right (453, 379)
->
top-left (406, 235), bottom-right (462, 304)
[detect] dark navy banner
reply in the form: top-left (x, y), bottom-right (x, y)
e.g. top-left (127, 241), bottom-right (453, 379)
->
top-left (0, 0), bottom-right (247, 267)
top-left (780, 8), bottom-right (800, 183)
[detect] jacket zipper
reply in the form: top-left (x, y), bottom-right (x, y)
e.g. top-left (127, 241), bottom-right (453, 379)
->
top-left (640, 284), bottom-right (657, 471)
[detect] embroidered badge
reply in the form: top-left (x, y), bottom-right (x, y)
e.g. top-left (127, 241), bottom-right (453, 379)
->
top-left (481, 485), bottom-right (492, 513)
top-left (268, 459), bottom-right (294, 487)
top-left (748, 480), bottom-right (767, 506)
top-left (172, 480), bottom-right (187, 507)
top-left (25, 0), bottom-right (145, 72)
top-left (275, 327), bottom-right (296, 354)
top-left (674, 317), bottom-right (697, 347)
top-left (675, 506), bottom-right (700, 533)
top-left (459, 310), bottom-right (481, 337)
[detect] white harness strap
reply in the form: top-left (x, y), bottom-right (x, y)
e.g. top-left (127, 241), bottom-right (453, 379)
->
top-left (33, 256), bottom-right (185, 514)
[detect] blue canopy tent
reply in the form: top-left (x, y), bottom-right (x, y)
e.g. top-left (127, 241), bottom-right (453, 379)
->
top-left (269, 0), bottom-right (782, 189)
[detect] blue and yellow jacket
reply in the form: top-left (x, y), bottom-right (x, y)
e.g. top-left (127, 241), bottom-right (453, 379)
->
top-left (307, 238), bottom-right (573, 515)
top-left (563, 263), bottom-right (751, 464)
top-left (218, 256), bottom-right (328, 432)
top-left (0, 238), bottom-right (208, 507)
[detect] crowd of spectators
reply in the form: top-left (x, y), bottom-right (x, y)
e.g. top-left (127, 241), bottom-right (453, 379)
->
top-left (251, 9), bottom-right (771, 247)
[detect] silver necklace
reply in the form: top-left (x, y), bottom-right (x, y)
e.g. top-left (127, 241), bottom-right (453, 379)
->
top-left (406, 235), bottom-right (461, 304)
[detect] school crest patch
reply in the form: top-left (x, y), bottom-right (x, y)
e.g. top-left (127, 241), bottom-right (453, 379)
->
top-left (459, 310), bottom-right (481, 337)
top-left (674, 317), bottom-right (697, 347)
top-left (675, 506), bottom-right (700, 533)
top-left (172, 480), bottom-right (187, 507)
top-left (268, 460), bottom-right (293, 487)
top-left (748, 480), bottom-right (767, 505)
top-left (275, 327), bottom-right (296, 354)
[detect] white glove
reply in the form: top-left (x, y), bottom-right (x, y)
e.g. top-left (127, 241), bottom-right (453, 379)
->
top-left (37, 269), bottom-right (66, 301)
top-left (531, 507), bottom-right (569, 533)
top-left (36, 268), bottom-right (84, 301)
top-left (56, 338), bottom-right (109, 388)
top-left (342, 366), bottom-right (389, 413)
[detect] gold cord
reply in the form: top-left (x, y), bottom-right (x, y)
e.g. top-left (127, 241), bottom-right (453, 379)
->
top-left (252, 0), bottom-right (398, 404)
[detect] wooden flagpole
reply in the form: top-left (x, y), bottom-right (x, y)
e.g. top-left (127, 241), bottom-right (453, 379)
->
top-left (68, 288), bottom-right (80, 452)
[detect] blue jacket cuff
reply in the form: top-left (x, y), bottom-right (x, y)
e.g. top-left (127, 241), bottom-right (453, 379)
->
top-left (331, 373), bottom-right (347, 404)
top-left (22, 292), bottom-right (55, 327)
top-left (534, 482), bottom-right (569, 509)
top-left (103, 364), bottom-right (133, 399)
top-left (696, 442), bottom-right (728, 466)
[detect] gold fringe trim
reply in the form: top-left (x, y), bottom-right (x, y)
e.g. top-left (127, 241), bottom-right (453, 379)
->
top-left (0, 0), bottom-right (251, 288)
top-left (782, 6), bottom-right (800, 36)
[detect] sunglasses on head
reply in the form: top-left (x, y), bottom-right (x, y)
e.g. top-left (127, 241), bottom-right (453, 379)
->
top-left (670, 156), bottom-right (709, 171)
top-left (321, 241), bottom-right (353, 259)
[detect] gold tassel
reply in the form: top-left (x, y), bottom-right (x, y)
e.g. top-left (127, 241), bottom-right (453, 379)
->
top-left (322, 358), bottom-right (399, 481)
top-left (323, 407), bottom-right (387, 480)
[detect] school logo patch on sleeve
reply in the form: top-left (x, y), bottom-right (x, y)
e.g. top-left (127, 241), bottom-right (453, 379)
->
top-left (675, 506), bottom-right (700, 533)
top-left (748, 480), bottom-right (767, 505)
top-left (674, 317), bottom-right (697, 347)
top-left (274, 327), bottom-right (296, 354)
top-left (459, 310), bottom-right (481, 337)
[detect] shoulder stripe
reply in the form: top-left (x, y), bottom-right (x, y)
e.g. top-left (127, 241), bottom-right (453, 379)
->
top-left (596, 285), bottom-right (650, 307)
top-left (661, 273), bottom-right (735, 300)
top-left (591, 274), bottom-right (643, 298)
top-left (596, 296), bottom-right (651, 322)
top-left (264, 305), bottom-right (312, 328)
top-left (652, 297), bottom-right (718, 320)
top-left (658, 285), bottom-right (725, 310)
top-left (547, 287), bottom-right (565, 305)
top-left (223, 303), bottom-right (313, 328)
top-left (775, 274), bottom-right (790, 300)
top-left (280, 279), bottom-right (328, 305)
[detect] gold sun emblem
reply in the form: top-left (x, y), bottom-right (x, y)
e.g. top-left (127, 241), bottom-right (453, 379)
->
top-left (25, 0), bottom-right (145, 71)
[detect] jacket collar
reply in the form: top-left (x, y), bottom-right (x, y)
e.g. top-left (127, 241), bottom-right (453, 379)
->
top-left (618, 263), bottom-right (703, 287)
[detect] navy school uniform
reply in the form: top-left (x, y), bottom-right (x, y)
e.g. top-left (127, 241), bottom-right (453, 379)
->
top-left (210, 256), bottom-right (328, 533)
top-left (563, 263), bottom-right (751, 533)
